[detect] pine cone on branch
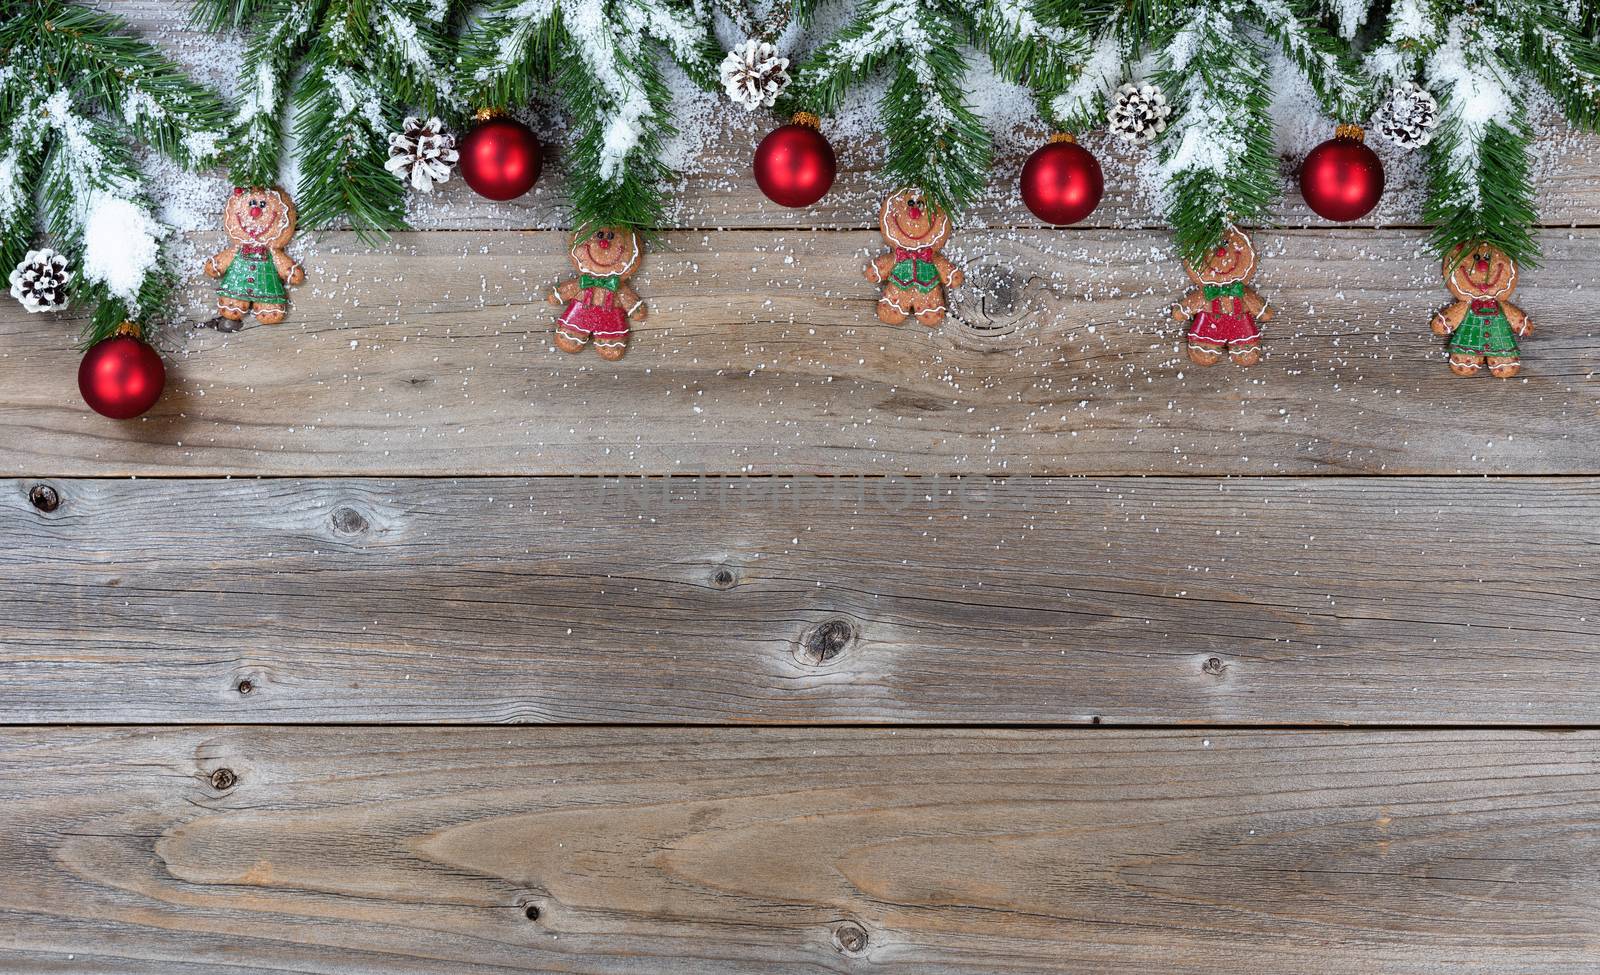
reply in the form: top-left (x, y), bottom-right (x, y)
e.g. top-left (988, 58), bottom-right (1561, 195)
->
top-left (1107, 83), bottom-right (1172, 146)
top-left (720, 39), bottom-right (790, 111)
top-left (386, 116), bottom-right (460, 192)
top-left (9, 249), bottom-right (72, 313)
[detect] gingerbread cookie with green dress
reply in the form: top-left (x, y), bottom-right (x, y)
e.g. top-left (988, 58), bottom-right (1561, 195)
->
top-left (865, 188), bottom-right (962, 326)
top-left (203, 186), bottom-right (304, 326)
top-left (1432, 242), bottom-right (1531, 378)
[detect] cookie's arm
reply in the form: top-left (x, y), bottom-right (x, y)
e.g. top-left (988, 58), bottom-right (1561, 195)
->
top-left (1243, 288), bottom-right (1274, 323)
top-left (1432, 298), bottom-right (1469, 336)
top-left (203, 244), bottom-right (237, 279)
top-left (547, 277), bottom-right (581, 305)
top-left (271, 248), bottom-right (305, 287)
top-left (618, 281), bottom-right (647, 322)
top-left (1171, 289), bottom-right (1205, 322)
top-left (1503, 300), bottom-right (1532, 336)
top-left (865, 253), bottom-right (897, 284)
top-left (933, 254), bottom-right (964, 290)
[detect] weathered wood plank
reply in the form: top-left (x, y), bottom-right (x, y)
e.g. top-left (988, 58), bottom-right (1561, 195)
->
top-left (115, 1), bottom-right (1600, 232)
top-left (2, 726), bottom-right (1597, 974)
top-left (4, 476), bottom-right (1597, 725)
top-left (3, 227), bottom-right (1597, 477)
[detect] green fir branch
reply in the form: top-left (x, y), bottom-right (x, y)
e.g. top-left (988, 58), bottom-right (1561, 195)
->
top-left (460, 0), bottom-right (718, 235)
top-left (785, 0), bottom-right (993, 218)
top-left (0, 0), bottom-right (225, 341)
top-left (1152, 5), bottom-right (1278, 263)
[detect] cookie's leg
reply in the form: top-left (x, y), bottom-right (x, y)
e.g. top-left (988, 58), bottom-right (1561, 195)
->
top-left (593, 329), bottom-right (629, 362)
top-left (877, 288), bottom-right (910, 325)
top-left (1229, 341), bottom-right (1262, 367)
top-left (1186, 340), bottom-right (1222, 367)
top-left (554, 313), bottom-right (590, 353)
top-left (253, 302), bottom-right (286, 325)
top-left (218, 296), bottom-right (248, 321)
top-left (1448, 351), bottom-right (1484, 377)
top-left (914, 288), bottom-right (948, 327)
top-left (1487, 354), bottom-right (1521, 379)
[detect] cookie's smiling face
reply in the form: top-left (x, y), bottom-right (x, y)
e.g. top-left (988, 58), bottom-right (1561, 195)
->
top-left (879, 189), bottom-right (951, 250)
top-left (571, 227), bottom-right (639, 277)
top-left (224, 187), bottom-right (295, 248)
top-left (1185, 227), bottom-right (1257, 286)
top-left (1445, 242), bottom-right (1517, 299)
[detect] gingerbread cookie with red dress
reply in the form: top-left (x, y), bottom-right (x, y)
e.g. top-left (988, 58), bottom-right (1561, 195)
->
top-left (1172, 226), bottom-right (1272, 367)
top-left (548, 227), bottom-right (646, 361)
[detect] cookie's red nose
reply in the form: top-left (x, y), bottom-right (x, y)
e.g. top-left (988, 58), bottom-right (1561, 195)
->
top-left (249, 205), bottom-right (264, 219)
top-left (1216, 246), bottom-right (1228, 257)
top-left (597, 238), bottom-right (611, 249)
top-left (908, 206), bottom-right (922, 220)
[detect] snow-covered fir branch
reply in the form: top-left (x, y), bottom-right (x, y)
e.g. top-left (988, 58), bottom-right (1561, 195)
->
top-left (463, 0), bottom-right (717, 233)
top-left (1148, 4), bottom-right (1278, 263)
top-left (0, 0), bottom-right (222, 340)
top-left (785, 0), bottom-right (992, 215)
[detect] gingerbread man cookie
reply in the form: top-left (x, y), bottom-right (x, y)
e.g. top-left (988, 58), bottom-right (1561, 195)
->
top-left (1432, 242), bottom-right (1530, 378)
top-left (864, 188), bottom-right (963, 327)
top-left (1172, 226), bottom-right (1272, 367)
top-left (548, 227), bottom-right (646, 361)
top-left (203, 186), bottom-right (304, 326)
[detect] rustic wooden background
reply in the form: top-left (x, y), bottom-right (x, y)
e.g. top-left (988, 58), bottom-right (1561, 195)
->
top-left (2, 7), bottom-right (1598, 972)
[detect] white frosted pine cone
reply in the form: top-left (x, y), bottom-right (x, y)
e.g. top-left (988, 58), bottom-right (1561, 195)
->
top-left (720, 39), bottom-right (790, 111)
top-left (386, 116), bottom-right (459, 192)
top-left (1379, 82), bottom-right (1439, 149)
top-left (1107, 82), bottom-right (1172, 145)
top-left (9, 248), bottom-right (72, 313)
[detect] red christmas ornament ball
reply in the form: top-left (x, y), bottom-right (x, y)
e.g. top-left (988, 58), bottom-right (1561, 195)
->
top-left (1300, 129), bottom-right (1384, 221)
top-left (79, 328), bottom-right (165, 419)
top-left (459, 114), bottom-right (543, 201)
top-left (1020, 135), bottom-right (1104, 225)
top-left (754, 117), bottom-right (836, 208)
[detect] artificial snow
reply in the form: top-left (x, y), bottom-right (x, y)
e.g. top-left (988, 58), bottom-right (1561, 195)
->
top-left (81, 193), bottom-right (164, 306)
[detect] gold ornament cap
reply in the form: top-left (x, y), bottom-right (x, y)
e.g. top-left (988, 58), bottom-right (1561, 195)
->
top-left (1050, 132), bottom-right (1078, 144)
top-left (474, 107), bottom-right (508, 122)
top-left (114, 321), bottom-right (142, 339)
top-left (1335, 123), bottom-right (1366, 142)
top-left (790, 111), bottom-right (821, 130)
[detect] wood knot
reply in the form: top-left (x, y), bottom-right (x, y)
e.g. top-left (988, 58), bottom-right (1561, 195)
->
top-left (711, 566), bottom-right (738, 589)
top-left (523, 904), bottom-right (541, 922)
top-left (833, 922), bottom-right (868, 955)
top-left (1201, 656), bottom-right (1227, 677)
top-left (236, 679), bottom-right (255, 696)
top-left (209, 767), bottom-right (237, 791)
top-left (28, 485), bottom-right (59, 512)
top-left (330, 506), bottom-right (368, 536)
top-left (798, 618), bottom-right (854, 665)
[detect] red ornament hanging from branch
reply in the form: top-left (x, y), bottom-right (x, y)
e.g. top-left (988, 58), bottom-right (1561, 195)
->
top-left (79, 322), bottom-right (165, 419)
top-left (1020, 133), bottom-right (1104, 226)
top-left (754, 112), bottom-right (836, 208)
top-left (1300, 124), bottom-right (1384, 222)
top-left (459, 110), bottom-right (543, 201)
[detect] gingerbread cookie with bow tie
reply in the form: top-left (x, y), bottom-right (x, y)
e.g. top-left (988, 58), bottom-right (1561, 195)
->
top-left (548, 227), bottom-right (646, 361)
top-left (203, 186), bottom-right (305, 326)
top-left (865, 188), bottom-right (962, 327)
top-left (1432, 242), bottom-right (1531, 378)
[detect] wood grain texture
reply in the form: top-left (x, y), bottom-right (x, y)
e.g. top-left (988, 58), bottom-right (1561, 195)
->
top-left (2, 726), bottom-right (1598, 974)
top-left (4, 228), bottom-right (1598, 477)
top-left (112, 0), bottom-right (1600, 232)
top-left (5, 476), bottom-right (1597, 725)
